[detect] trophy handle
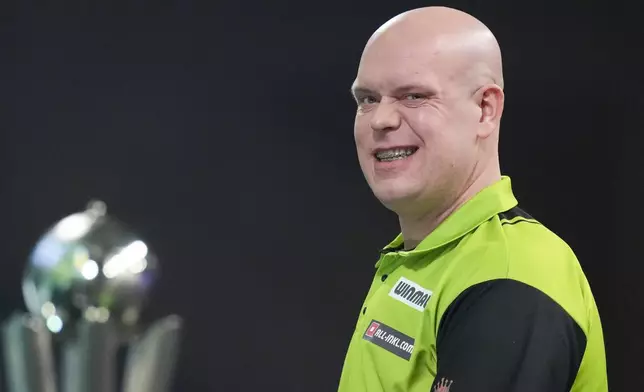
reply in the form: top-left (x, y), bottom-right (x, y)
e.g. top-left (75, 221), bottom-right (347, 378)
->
top-left (61, 320), bottom-right (119, 392)
top-left (122, 315), bottom-right (183, 392)
top-left (1, 313), bottom-right (57, 392)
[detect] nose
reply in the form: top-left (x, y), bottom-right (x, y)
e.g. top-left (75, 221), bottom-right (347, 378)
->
top-left (370, 100), bottom-right (401, 132)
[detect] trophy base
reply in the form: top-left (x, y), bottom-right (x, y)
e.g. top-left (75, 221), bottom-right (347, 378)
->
top-left (1, 313), bottom-right (183, 392)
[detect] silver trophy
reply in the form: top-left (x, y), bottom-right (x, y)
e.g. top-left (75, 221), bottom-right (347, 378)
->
top-left (2, 201), bottom-right (183, 392)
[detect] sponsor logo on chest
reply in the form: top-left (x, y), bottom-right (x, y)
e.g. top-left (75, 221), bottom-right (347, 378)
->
top-left (388, 277), bottom-right (432, 311)
top-left (363, 320), bottom-right (415, 361)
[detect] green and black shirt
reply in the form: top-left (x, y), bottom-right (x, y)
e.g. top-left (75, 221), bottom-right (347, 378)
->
top-left (338, 176), bottom-right (607, 391)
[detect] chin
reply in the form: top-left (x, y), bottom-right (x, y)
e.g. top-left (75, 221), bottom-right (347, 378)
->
top-left (371, 181), bottom-right (421, 211)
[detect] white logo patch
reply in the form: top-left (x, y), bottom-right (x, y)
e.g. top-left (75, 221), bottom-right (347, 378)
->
top-left (388, 277), bottom-right (432, 312)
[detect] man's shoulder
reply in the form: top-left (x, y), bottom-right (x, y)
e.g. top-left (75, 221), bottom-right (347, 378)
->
top-left (458, 206), bottom-right (578, 277)
top-left (488, 207), bottom-right (586, 289)
top-left (497, 210), bottom-right (579, 272)
top-left (493, 209), bottom-right (596, 332)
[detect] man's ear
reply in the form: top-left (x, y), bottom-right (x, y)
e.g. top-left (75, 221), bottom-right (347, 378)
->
top-left (476, 84), bottom-right (504, 138)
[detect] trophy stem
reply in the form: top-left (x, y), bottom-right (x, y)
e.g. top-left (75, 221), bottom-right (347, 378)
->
top-left (122, 315), bottom-right (183, 392)
top-left (1, 313), bottom-right (57, 392)
top-left (61, 321), bottom-right (119, 392)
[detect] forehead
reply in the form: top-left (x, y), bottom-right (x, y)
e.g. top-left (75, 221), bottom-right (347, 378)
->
top-left (354, 37), bottom-right (449, 92)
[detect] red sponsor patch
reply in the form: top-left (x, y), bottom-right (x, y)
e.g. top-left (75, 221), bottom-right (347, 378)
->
top-left (365, 322), bottom-right (380, 337)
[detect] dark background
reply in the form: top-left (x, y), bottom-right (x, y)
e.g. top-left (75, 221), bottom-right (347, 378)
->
top-left (1, 1), bottom-right (640, 391)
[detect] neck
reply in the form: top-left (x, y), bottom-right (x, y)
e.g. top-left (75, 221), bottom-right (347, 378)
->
top-left (399, 165), bottom-right (501, 250)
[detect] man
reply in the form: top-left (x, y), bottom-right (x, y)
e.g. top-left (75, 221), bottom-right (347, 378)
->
top-left (338, 6), bottom-right (607, 392)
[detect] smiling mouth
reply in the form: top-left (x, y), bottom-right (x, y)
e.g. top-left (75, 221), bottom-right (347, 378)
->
top-left (374, 147), bottom-right (419, 162)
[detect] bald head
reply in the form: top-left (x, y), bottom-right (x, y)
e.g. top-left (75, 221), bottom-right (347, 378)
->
top-left (359, 7), bottom-right (504, 91)
top-left (351, 7), bottom-right (506, 222)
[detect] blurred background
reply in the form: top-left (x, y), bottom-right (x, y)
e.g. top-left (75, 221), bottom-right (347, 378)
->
top-left (1, 0), bottom-right (640, 391)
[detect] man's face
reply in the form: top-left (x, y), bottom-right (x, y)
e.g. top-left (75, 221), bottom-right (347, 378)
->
top-left (352, 37), bottom-right (482, 214)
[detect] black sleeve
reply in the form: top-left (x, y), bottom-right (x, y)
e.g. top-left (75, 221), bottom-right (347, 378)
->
top-left (430, 279), bottom-right (587, 392)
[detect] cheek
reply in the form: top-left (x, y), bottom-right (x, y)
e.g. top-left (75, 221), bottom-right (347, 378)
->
top-left (405, 111), bottom-right (465, 170)
top-left (406, 107), bottom-right (472, 148)
top-left (404, 109), bottom-right (441, 146)
top-left (353, 116), bottom-right (371, 150)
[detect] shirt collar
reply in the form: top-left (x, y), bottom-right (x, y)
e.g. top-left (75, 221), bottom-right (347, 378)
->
top-left (377, 176), bottom-right (518, 263)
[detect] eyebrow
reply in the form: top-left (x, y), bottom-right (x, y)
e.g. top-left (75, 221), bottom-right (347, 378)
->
top-left (350, 86), bottom-right (373, 99)
top-left (350, 83), bottom-right (437, 99)
top-left (391, 84), bottom-right (438, 96)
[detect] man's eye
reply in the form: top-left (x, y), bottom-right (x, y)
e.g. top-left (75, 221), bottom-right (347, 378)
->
top-left (403, 93), bottom-right (424, 100)
top-left (359, 96), bottom-right (377, 105)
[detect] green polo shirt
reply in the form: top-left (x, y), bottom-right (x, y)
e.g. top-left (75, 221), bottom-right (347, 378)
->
top-left (338, 176), bottom-right (607, 392)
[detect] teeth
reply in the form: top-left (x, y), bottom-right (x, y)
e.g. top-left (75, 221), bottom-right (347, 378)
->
top-left (375, 148), bottom-right (417, 161)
